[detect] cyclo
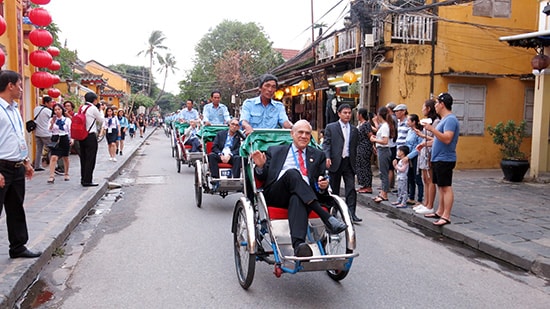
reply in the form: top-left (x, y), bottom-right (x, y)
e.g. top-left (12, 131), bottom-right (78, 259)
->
top-left (231, 129), bottom-right (358, 289)
top-left (194, 124), bottom-right (246, 208)
top-left (172, 121), bottom-right (203, 173)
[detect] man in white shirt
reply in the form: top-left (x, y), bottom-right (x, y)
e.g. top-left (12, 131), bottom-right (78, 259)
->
top-left (32, 96), bottom-right (54, 171)
top-left (79, 92), bottom-right (105, 186)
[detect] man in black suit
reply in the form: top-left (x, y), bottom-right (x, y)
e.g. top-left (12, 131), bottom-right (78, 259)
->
top-left (251, 120), bottom-right (347, 257)
top-left (323, 104), bottom-right (361, 223)
top-left (208, 118), bottom-right (242, 180)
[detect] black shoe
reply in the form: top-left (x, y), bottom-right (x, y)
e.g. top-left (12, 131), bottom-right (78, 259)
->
top-left (81, 183), bottom-right (99, 187)
top-left (326, 216), bottom-right (348, 234)
top-left (352, 215), bottom-right (363, 223)
top-left (55, 168), bottom-right (64, 176)
top-left (10, 249), bottom-right (42, 259)
top-left (119, 151), bottom-right (123, 156)
top-left (116, 149), bottom-right (119, 155)
top-left (294, 243), bottom-right (313, 257)
top-left (34, 167), bottom-right (45, 171)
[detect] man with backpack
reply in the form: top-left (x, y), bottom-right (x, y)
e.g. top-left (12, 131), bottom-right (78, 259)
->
top-left (77, 92), bottom-right (104, 187)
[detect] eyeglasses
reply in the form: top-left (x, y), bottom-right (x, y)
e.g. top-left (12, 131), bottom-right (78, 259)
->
top-left (230, 123), bottom-right (240, 126)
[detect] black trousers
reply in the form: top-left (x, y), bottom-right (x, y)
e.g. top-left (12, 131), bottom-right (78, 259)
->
top-left (0, 163), bottom-right (29, 255)
top-left (329, 157), bottom-right (357, 216)
top-left (79, 133), bottom-right (98, 184)
top-left (263, 169), bottom-right (320, 243)
top-left (207, 153), bottom-right (241, 178)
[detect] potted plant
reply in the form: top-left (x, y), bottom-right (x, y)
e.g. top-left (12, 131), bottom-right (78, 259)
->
top-left (487, 120), bottom-right (530, 182)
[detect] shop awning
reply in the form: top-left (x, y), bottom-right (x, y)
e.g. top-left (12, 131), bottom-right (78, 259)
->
top-left (499, 30), bottom-right (550, 48)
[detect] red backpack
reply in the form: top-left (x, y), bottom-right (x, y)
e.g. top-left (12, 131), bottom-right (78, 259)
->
top-left (71, 104), bottom-right (93, 141)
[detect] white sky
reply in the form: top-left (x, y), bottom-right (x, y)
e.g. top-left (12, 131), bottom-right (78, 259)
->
top-left (45, 0), bottom-right (349, 94)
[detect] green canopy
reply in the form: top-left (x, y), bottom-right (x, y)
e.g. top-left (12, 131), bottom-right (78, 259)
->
top-left (173, 122), bottom-right (189, 134)
top-left (239, 129), bottom-right (319, 157)
top-left (197, 125), bottom-right (229, 142)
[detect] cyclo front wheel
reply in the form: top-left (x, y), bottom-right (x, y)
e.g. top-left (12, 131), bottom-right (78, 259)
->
top-left (232, 200), bottom-right (255, 289)
top-left (325, 205), bottom-right (351, 281)
top-left (194, 161), bottom-right (202, 208)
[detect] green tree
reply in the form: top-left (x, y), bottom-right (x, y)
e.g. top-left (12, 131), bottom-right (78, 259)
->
top-left (179, 20), bottom-right (284, 108)
top-left (128, 92), bottom-right (155, 115)
top-left (137, 30), bottom-right (168, 96)
top-left (155, 52), bottom-right (178, 103)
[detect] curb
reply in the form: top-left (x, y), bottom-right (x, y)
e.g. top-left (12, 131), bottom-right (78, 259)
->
top-left (357, 193), bottom-right (550, 279)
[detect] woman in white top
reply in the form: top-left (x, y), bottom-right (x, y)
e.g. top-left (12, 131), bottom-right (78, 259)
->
top-left (370, 106), bottom-right (396, 202)
top-left (102, 107), bottom-right (121, 162)
top-left (48, 103), bottom-right (72, 183)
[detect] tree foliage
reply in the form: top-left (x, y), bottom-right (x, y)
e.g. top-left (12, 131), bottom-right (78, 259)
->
top-left (179, 20), bottom-right (284, 107)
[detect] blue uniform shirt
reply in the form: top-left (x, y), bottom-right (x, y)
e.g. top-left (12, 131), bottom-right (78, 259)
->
top-left (239, 96), bottom-right (288, 129)
top-left (178, 108), bottom-right (199, 122)
top-left (203, 103), bottom-right (230, 125)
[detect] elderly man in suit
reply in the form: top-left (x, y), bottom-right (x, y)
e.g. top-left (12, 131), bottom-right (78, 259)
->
top-left (251, 120), bottom-right (347, 257)
top-left (323, 104), bottom-right (361, 223)
top-left (208, 118), bottom-right (243, 181)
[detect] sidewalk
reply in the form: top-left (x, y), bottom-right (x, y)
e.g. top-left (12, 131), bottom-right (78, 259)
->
top-left (357, 169), bottom-right (550, 279)
top-left (0, 128), bottom-right (156, 308)
top-left (0, 128), bottom-right (549, 306)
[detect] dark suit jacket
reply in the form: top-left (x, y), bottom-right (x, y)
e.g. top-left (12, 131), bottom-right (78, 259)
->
top-left (210, 130), bottom-right (241, 157)
top-left (255, 144), bottom-right (327, 195)
top-left (322, 121), bottom-right (358, 173)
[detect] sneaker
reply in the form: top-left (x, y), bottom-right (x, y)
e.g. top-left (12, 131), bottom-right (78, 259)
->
top-left (116, 149), bottom-right (119, 155)
top-left (416, 207), bottom-right (435, 214)
top-left (413, 204), bottom-right (425, 211)
top-left (119, 151), bottom-right (123, 156)
top-left (54, 168), bottom-right (64, 176)
top-left (112, 157), bottom-right (117, 162)
top-left (108, 157), bottom-right (113, 161)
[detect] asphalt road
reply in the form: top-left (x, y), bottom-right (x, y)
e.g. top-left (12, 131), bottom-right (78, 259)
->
top-left (29, 130), bottom-right (550, 308)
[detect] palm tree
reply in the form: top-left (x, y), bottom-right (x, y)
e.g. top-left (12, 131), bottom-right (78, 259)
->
top-left (137, 30), bottom-right (168, 96)
top-left (155, 53), bottom-right (178, 103)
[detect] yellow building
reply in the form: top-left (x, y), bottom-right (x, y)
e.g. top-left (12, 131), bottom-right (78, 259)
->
top-left (84, 60), bottom-right (131, 110)
top-left (1, 0), bottom-right (40, 162)
top-left (375, 0), bottom-right (537, 169)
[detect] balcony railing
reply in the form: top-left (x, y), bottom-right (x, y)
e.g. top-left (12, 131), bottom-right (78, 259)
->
top-left (391, 14), bottom-right (434, 44)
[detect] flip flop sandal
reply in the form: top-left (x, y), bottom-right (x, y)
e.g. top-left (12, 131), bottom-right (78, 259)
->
top-left (373, 195), bottom-right (388, 203)
top-left (433, 218), bottom-right (451, 226)
top-left (424, 213), bottom-right (440, 219)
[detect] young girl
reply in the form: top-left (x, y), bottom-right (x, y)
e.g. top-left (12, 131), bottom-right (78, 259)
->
top-left (102, 107), bottom-right (120, 161)
top-left (48, 104), bottom-right (72, 183)
top-left (392, 145), bottom-right (410, 208)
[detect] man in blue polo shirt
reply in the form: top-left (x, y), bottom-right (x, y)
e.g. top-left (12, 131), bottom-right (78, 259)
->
top-left (178, 99), bottom-right (199, 123)
top-left (203, 90), bottom-right (231, 125)
top-left (240, 74), bottom-right (292, 135)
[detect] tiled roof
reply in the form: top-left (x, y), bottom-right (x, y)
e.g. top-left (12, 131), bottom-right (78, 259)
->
top-left (274, 48), bottom-right (301, 61)
top-left (100, 90), bottom-right (126, 97)
top-left (80, 74), bottom-right (106, 84)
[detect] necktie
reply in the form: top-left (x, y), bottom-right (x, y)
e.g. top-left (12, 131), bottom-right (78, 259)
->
top-left (297, 149), bottom-right (307, 176)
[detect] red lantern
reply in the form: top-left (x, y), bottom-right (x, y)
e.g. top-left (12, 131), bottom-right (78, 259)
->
top-left (31, 71), bottom-right (54, 89)
top-left (51, 74), bottom-right (60, 85)
top-left (28, 8), bottom-right (52, 27)
top-left (29, 29), bottom-right (53, 47)
top-left (0, 15), bottom-right (6, 36)
top-left (47, 88), bottom-right (61, 98)
top-left (30, 0), bottom-right (51, 4)
top-left (531, 54), bottom-right (550, 71)
top-left (29, 50), bottom-right (53, 68)
top-left (47, 60), bottom-right (61, 71)
top-left (46, 46), bottom-right (60, 57)
top-left (0, 49), bottom-right (5, 67)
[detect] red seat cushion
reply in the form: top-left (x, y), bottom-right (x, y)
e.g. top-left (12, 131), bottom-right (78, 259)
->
top-left (218, 163), bottom-right (232, 168)
top-left (206, 141), bottom-right (214, 154)
top-left (267, 206), bottom-right (324, 220)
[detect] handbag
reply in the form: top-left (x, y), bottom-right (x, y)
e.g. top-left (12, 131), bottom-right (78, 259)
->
top-left (26, 106), bottom-right (46, 133)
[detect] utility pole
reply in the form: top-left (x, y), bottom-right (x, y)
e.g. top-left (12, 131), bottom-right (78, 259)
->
top-left (354, 0), bottom-right (376, 111)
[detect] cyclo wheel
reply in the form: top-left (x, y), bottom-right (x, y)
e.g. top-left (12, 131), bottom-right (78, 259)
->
top-left (325, 206), bottom-right (351, 281)
top-left (232, 200), bottom-right (255, 289)
top-left (194, 161), bottom-right (202, 208)
top-left (175, 147), bottom-right (181, 173)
